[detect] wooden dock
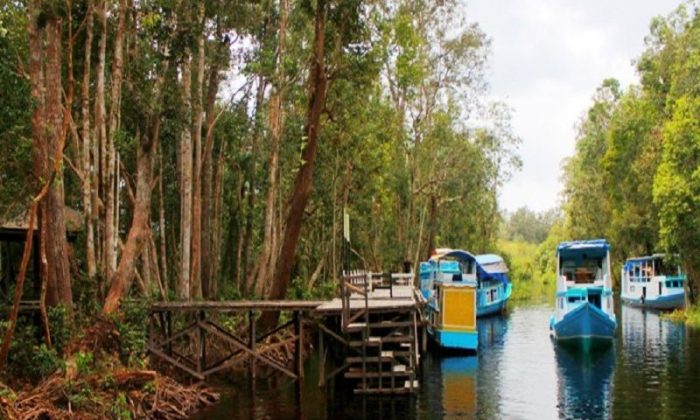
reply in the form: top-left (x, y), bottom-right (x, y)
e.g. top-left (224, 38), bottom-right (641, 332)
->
top-left (147, 272), bottom-right (425, 395)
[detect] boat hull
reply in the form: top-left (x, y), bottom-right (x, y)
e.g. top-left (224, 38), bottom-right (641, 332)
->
top-left (477, 298), bottom-right (508, 317)
top-left (477, 283), bottom-right (512, 317)
top-left (429, 327), bottom-right (478, 351)
top-left (621, 291), bottom-right (685, 310)
top-left (552, 302), bottom-right (616, 342)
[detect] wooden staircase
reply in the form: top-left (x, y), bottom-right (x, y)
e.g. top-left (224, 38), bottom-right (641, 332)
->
top-left (341, 272), bottom-right (420, 394)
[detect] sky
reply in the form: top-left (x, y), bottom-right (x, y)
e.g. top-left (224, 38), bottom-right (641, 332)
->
top-left (466, 0), bottom-right (683, 213)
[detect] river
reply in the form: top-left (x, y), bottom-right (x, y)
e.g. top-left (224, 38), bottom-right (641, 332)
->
top-left (194, 302), bottom-right (700, 419)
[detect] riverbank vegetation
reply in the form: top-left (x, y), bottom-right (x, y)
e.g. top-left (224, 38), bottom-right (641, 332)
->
top-left (0, 0), bottom-right (521, 416)
top-left (557, 1), bottom-right (700, 325)
top-left (497, 207), bottom-right (563, 303)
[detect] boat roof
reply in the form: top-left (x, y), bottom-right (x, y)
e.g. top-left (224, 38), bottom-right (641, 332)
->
top-left (557, 239), bottom-right (610, 259)
top-left (430, 248), bottom-right (476, 262)
top-left (475, 254), bottom-right (509, 274)
top-left (426, 248), bottom-right (510, 281)
top-left (625, 254), bottom-right (667, 263)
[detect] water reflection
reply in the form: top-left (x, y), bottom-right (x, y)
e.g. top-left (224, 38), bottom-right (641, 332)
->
top-left (613, 305), bottom-right (700, 419)
top-left (554, 344), bottom-right (615, 419)
top-left (193, 304), bottom-right (700, 420)
top-left (441, 356), bottom-right (478, 417)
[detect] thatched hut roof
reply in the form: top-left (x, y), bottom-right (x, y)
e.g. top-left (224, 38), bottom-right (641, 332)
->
top-left (0, 206), bottom-right (83, 235)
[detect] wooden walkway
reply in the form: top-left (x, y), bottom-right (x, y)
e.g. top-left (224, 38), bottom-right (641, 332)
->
top-left (147, 272), bottom-right (425, 395)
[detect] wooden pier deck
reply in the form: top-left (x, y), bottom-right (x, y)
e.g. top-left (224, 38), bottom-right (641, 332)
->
top-left (147, 272), bottom-right (425, 395)
top-left (316, 285), bottom-right (421, 313)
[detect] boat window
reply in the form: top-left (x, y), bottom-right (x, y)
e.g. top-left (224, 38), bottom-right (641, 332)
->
top-left (588, 293), bottom-right (602, 309)
top-left (567, 296), bottom-right (582, 303)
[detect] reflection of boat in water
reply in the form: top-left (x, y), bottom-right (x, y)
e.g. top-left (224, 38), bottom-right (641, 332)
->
top-left (554, 343), bottom-right (615, 419)
top-left (550, 240), bottom-right (617, 345)
top-left (621, 304), bottom-right (685, 356)
top-left (441, 357), bottom-right (478, 417)
top-left (477, 310), bottom-right (509, 349)
top-left (621, 254), bottom-right (686, 310)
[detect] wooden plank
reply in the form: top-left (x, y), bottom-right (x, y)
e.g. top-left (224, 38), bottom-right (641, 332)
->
top-left (249, 310), bottom-right (256, 379)
top-left (151, 300), bottom-right (324, 312)
top-left (199, 320), bottom-right (298, 380)
top-left (294, 311), bottom-right (303, 378)
top-left (317, 323), bottom-right (362, 355)
top-left (256, 318), bottom-right (295, 343)
top-left (152, 320), bottom-right (198, 349)
top-left (146, 344), bottom-right (205, 380)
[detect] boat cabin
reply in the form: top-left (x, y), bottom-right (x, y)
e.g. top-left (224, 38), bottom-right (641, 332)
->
top-left (555, 240), bottom-right (614, 321)
top-left (622, 254), bottom-right (685, 305)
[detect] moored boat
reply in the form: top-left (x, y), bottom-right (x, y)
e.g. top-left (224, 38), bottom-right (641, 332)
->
top-left (421, 249), bottom-right (512, 318)
top-left (474, 253), bottom-right (512, 317)
top-left (550, 240), bottom-right (617, 344)
top-left (620, 254), bottom-right (686, 310)
top-left (419, 256), bottom-right (478, 351)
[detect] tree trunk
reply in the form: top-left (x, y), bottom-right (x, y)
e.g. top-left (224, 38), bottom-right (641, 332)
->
top-left (210, 143), bottom-right (226, 296)
top-left (190, 3), bottom-right (206, 298)
top-left (103, 134), bottom-right (156, 314)
top-left (42, 17), bottom-right (73, 309)
top-left (201, 41), bottom-right (222, 298)
top-left (242, 74), bottom-right (266, 295)
top-left (179, 49), bottom-right (193, 300)
top-left (95, 0), bottom-right (110, 281)
top-left (105, 0), bottom-right (128, 283)
top-left (260, 0), bottom-right (328, 329)
top-left (81, 0), bottom-right (97, 281)
top-left (158, 141), bottom-right (168, 291)
top-left (253, 0), bottom-right (288, 298)
top-left (426, 193), bottom-right (437, 259)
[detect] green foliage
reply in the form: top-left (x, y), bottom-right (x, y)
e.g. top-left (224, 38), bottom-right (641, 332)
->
top-left (111, 392), bottom-right (132, 419)
top-left (561, 2), bottom-right (700, 302)
top-left (0, 1), bottom-right (31, 215)
top-left (503, 207), bottom-right (561, 244)
top-left (48, 305), bottom-right (71, 353)
top-left (67, 381), bottom-right (95, 410)
top-left (112, 300), bottom-right (149, 368)
top-left (75, 351), bottom-right (95, 376)
top-left (499, 237), bottom-right (557, 303)
top-left (289, 277), bottom-right (336, 300)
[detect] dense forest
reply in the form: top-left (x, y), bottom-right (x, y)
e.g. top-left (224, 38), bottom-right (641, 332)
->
top-left (0, 0), bottom-right (520, 416)
top-left (4, 0), bottom-right (700, 416)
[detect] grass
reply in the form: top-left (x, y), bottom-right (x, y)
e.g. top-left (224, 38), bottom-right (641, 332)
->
top-left (662, 305), bottom-right (700, 327)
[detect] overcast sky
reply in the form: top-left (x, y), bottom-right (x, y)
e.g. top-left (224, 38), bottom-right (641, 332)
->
top-left (466, 0), bottom-right (682, 213)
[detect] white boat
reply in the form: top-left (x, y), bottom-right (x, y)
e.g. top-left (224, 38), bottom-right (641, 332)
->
top-left (620, 254), bottom-right (686, 310)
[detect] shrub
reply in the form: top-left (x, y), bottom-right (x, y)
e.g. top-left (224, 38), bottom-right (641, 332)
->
top-left (112, 300), bottom-right (148, 368)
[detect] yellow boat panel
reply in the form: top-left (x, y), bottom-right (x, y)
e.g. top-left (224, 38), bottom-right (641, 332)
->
top-left (440, 286), bottom-right (476, 331)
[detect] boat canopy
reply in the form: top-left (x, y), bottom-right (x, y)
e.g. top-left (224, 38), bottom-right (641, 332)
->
top-left (475, 254), bottom-right (509, 274)
top-left (557, 239), bottom-right (610, 259)
top-left (428, 249), bottom-right (509, 285)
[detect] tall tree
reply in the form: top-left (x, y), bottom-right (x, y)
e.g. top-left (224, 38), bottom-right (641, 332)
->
top-left (28, 0), bottom-right (72, 309)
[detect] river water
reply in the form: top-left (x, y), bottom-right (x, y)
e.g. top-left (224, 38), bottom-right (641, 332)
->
top-left (194, 302), bottom-right (700, 419)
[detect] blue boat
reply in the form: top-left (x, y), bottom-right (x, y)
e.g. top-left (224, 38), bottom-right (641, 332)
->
top-left (550, 240), bottom-right (617, 344)
top-left (620, 254), bottom-right (686, 310)
top-left (419, 255), bottom-right (478, 351)
top-left (421, 249), bottom-right (512, 318)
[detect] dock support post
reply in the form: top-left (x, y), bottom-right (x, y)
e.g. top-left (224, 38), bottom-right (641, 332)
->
top-left (197, 310), bottom-right (206, 375)
top-left (294, 311), bottom-right (303, 379)
top-left (318, 322), bottom-right (325, 387)
top-left (249, 309), bottom-right (256, 379)
top-left (166, 310), bottom-right (173, 356)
